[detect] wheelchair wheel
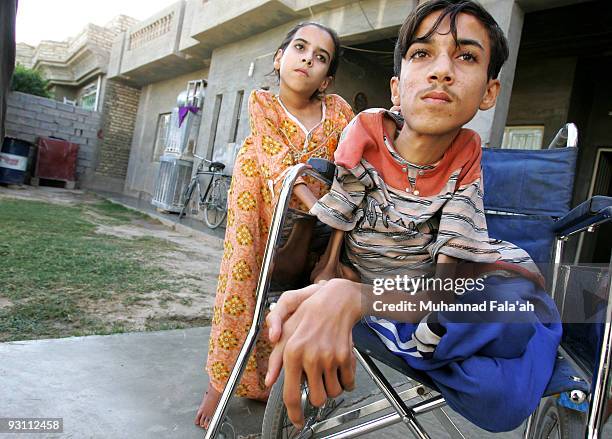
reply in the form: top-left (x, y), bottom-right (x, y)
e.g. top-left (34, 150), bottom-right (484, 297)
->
top-left (262, 370), bottom-right (341, 439)
top-left (203, 177), bottom-right (229, 228)
top-left (533, 396), bottom-right (586, 439)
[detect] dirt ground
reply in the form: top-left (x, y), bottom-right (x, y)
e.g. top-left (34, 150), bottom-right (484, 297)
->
top-left (0, 185), bottom-right (223, 332)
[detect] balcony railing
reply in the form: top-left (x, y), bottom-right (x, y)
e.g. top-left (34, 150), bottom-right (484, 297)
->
top-left (128, 12), bottom-right (174, 50)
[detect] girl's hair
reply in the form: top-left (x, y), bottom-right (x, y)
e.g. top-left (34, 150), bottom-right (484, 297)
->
top-left (273, 21), bottom-right (342, 99)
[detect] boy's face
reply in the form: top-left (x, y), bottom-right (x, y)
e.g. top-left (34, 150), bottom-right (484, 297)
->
top-left (391, 11), bottom-right (501, 136)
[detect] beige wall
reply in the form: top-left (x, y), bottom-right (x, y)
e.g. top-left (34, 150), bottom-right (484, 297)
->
top-left (124, 67), bottom-right (209, 198)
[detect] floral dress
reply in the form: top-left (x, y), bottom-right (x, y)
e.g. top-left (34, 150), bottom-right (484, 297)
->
top-left (206, 89), bottom-right (354, 399)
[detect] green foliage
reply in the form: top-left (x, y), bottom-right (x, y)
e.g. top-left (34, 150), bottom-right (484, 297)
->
top-left (10, 63), bottom-right (53, 98)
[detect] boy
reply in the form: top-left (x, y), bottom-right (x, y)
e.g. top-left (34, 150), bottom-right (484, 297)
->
top-left (264, 0), bottom-right (562, 432)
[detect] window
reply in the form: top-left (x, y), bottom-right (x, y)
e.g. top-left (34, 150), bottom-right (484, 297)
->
top-left (502, 126), bottom-right (545, 150)
top-left (229, 90), bottom-right (244, 143)
top-left (208, 94), bottom-right (223, 154)
top-left (79, 82), bottom-right (98, 111)
top-left (153, 113), bottom-right (171, 161)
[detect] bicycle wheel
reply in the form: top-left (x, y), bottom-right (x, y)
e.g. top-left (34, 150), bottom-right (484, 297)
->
top-left (179, 179), bottom-right (196, 220)
top-left (203, 176), bottom-right (229, 228)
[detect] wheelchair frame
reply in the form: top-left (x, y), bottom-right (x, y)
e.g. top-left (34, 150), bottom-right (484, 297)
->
top-left (205, 125), bottom-right (612, 439)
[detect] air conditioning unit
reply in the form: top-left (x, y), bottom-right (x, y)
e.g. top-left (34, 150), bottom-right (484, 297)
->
top-left (151, 156), bottom-right (193, 212)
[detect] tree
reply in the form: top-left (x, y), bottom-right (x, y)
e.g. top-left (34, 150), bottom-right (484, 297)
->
top-left (10, 63), bottom-right (52, 98)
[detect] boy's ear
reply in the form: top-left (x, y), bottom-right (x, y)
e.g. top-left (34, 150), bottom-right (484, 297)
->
top-left (390, 76), bottom-right (400, 107)
top-left (273, 49), bottom-right (283, 72)
top-left (479, 78), bottom-right (501, 111)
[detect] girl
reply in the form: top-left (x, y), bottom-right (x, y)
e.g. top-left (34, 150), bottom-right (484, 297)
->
top-left (195, 22), bottom-right (354, 429)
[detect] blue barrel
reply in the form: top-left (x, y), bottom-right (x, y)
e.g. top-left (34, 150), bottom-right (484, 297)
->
top-left (0, 137), bottom-right (31, 184)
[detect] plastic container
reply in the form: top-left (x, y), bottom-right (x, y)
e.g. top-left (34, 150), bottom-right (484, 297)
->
top-left (0, 137), bottom-right (31, 184)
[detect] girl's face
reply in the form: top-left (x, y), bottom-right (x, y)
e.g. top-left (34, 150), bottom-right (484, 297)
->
top-left (274, 25), bottom-right (335, 98)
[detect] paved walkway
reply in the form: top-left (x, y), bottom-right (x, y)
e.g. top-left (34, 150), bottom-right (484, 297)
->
top-left (1, 327), bottom-right (527, 439)
top-left (0, 328), bottom-right (264, 438)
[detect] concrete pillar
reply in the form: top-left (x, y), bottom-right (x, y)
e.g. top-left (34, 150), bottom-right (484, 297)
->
top-left (464, 0), bottom-right (524, 148)
top-left (0, 0), bottom-right (17, 141)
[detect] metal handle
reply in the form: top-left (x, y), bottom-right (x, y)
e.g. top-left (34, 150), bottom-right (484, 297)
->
top-left (547, 123), bottom-right (578, 149)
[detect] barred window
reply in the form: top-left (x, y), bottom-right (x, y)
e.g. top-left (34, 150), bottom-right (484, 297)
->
top-left (153, 113), bottom-right (172, 161)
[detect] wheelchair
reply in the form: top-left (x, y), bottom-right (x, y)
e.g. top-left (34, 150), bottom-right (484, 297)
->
top-left (204, 123), bottom-right (612, 439)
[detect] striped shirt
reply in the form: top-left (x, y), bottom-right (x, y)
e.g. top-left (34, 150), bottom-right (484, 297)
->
top-left (310, 109), bottom-right (542, 285)
top-left (309, 109), bottom-right (545, 357)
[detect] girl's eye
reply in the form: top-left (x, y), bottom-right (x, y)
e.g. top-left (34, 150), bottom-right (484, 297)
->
top-left (317, 54), bottom-right (327, 63)
top-left (458, 52), bottom-right (477, 62)
top-left (409, 49), bottom-right (428, 59)
top-left (294, 43), bottom-right (304, 50)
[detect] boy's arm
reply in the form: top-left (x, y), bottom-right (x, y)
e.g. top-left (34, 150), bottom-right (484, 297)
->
top-left (435, 253), bottom-right (458, 279)
top-left (293, 183), bottom-right (318, 211)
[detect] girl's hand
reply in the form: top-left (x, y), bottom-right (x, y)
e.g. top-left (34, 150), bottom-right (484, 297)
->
top-left (266, 282), bottom-right (326, 344)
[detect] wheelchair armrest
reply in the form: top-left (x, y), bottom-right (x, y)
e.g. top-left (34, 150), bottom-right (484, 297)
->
top-left (553, 195), bottom-right (612, 237)
top-left (306, 158), bottom-right (336, 185)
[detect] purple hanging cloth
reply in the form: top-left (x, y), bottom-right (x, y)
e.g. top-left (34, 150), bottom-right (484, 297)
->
top-left (178, 105), bottom-right (199, 127)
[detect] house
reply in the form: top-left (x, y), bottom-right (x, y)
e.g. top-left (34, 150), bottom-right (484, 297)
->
top-left (14, 0), bottom-right (612, 262)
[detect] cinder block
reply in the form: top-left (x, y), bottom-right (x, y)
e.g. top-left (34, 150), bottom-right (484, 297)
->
top-left (57, 126), bottom-right (75, 135)
top-left (37, 99), bottom-right (57, 109)
top-left (39, 122), bottom-right (57, 131)
top-left (35, 129), bottom-right (55, 138)
top-left (61, 112), bottom-right (79, 121)
top-left (55, 118), bottom-right (73, 127)
top-left (56, 102), bottom-right (76, 112)
top-left (5, 131), bottom-right (35, 143)
top-left (75, 107), bottom-right (93, 116)
top-left (7, 92), bottom-right (24, 103)
top-left (17, 117), bottom-right (38, 128)
top-left (35, 113), bottom-right (55, 123)
top-left (10, 108), bottom-right (36, 119)
top-left (72, 122), bottom-right (88, 130)
top-left (42, 108), bottom-right (61, 117)
top-left (5, 113), bottom-right (21, 124)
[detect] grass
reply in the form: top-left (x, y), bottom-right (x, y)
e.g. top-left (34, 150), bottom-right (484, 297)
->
top-left (0, 198), bottom-right (188, 342)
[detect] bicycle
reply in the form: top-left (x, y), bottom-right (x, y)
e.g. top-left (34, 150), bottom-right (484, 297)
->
top-left (179, 154), bottom-right (230, 229)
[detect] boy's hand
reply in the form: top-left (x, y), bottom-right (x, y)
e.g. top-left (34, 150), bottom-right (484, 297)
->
top-left (265, 279), bottom-right (362, 429)
top-left (266, 282), bottom-right (324, 343)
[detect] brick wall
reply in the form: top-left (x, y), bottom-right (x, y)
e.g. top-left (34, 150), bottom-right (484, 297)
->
top-left (96, 79), bottom-right (140, 179)
top-left (4, 91), bottom-right (102, 181)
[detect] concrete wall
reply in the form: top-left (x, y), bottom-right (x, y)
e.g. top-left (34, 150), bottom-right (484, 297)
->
top-left (506, 56), bottom-right (577, 147)
top-left (124, 68), bottom-right (209, 199)
top-left (194, 28), bottom-right (282, 166)
top-left (4, 91), bottom-right (102, 183)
